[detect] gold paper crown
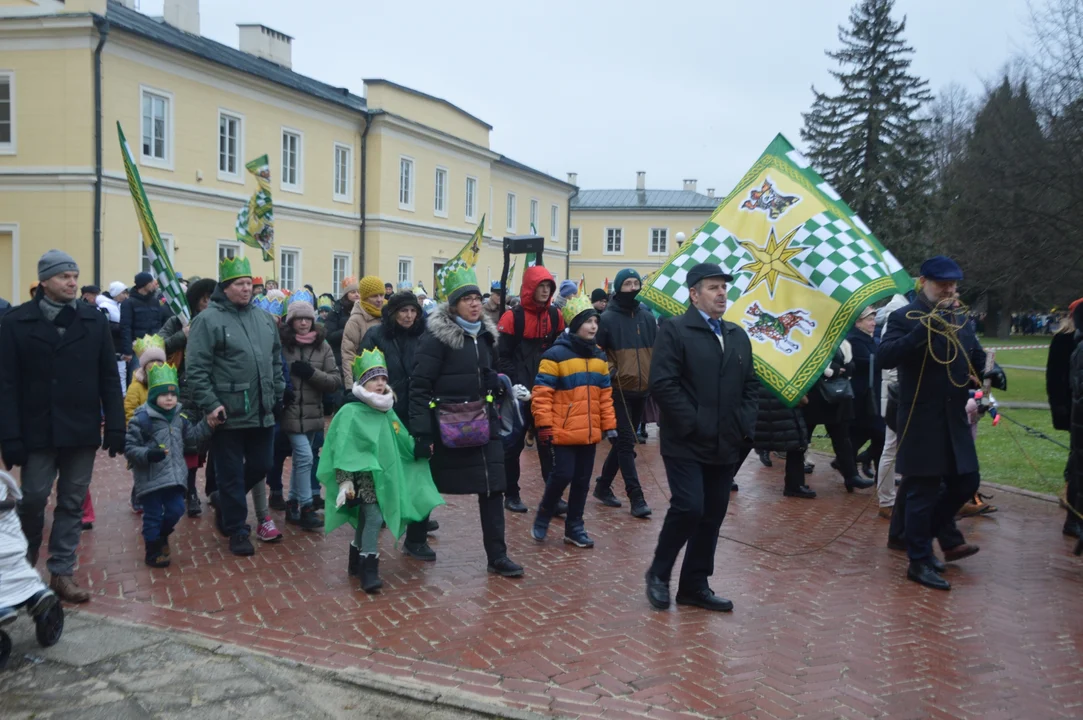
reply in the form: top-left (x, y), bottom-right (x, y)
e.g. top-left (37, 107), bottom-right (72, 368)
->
top-left (219, 256), bottom-right (252, 283)
top-left (147, 363), bottom-right (179, 393)
top-left (132, 333), bottom-right (165, 358)
top-left (352, 348), bottom-right (387, 383)
top-left (562, 294), bottom-right (594, 325)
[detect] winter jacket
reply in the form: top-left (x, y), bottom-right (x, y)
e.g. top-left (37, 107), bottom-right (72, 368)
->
top-left (804, 341), bottom-right (856, 427)
top-left (124, 402), bottom-right (212, 499)
top-left (341, 301), bottom-right (381, 385)
top-left (360, 310), bottom-right (426, 431)
top-left (649, 306), bottom-right (759, 465)
top-left (482, 298), bottom-right (502, 328)
top-left (0, 298), bottom-right (125, 452)
top-left (532, 332), bottom-right (617, 446)
top-left (124, 374), bottom-right (149, 424)
top-left (1048, 330), bottom-right (1079, 431)
top-left (410, 304), bottom-right (506, 496)
top-left (157, 314), bottom-right (197, 412)
top-left (596, 301), bottom-right (657, 397)
top-left (497, 266), bottom-right (564, 387)
top-left (847, 328), bottom-right (881, 423)
top-left (1067, 332), bottom-right (1083, 502)
top-left (280, 327), bottom-right (340, 435)
top-left (96, 294), bottom-right (123, 355)
top-left (120, 290), bottom-right (173, 357)
top-left (0, 297), bottom-right (10, 323)
top-left (185, 286), bottom-right (285, 430)
top-left (322, 298), bottom-right (353, 370)
top-left (753, 383), bottom-right (807, 452)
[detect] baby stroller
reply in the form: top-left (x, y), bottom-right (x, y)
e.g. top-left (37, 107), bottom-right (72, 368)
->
top-left (0, 471), bottom-right (64, 670)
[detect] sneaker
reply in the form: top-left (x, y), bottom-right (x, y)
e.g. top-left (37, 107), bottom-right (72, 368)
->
top-left (504, 496), bottom-right (528, 513)
top-left (81, 521), bottom-right (93, 530)
top-left (297, 504), bottom-right (322, 531)
top-left (564, 527), bottom-right (595, 548)
top-left (531, 518), bottom-right (548, 542)
top-left (593, 483), bottom-right (622, 508)
top-left (311, 495), bottom-right (325, 511)
top-left (269, 492), bottom-right (287, 511)
top-left (487, 556), bottom-right (524, 577)
top-left (0, 606), bottom-right (17, 627)
top-left (230, 533), bottom-right (255, 556)
top-left (757, 450), bottom-right (773, 467)
top-left (209, 492), bottom-right (227, 537)
top-left (403, 541), bottom-right (437, 561)
top-left (131, 500), bottom-right (144, 514)
top-left (25, 589), bottom-right (58, 620)
top-left (630, 497), bottom-right (653, 518)
top-left (186, 491), bottom-right (202, 518)
top-left (256, 517), bottom-right (282, 543)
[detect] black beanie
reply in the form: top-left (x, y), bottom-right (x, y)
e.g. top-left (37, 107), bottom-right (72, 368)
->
top-left (383, 290), bottom-right (422, 319)
top-left (591, 288), bottom-right (608, 303)
top-left (568, 308), bottom-right (598, 335)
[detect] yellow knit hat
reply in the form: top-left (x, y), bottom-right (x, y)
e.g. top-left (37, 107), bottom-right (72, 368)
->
top-left (358, 275), bottom-right (385, 300)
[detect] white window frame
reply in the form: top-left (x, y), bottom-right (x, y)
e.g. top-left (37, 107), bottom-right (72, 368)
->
top-left (217, 240), bottom-right (243, 278)
top-left (139, 233), bottom-right (174, 274)
top-left (397, 257), bottom-right (414, 287)
top-left (279, 247), bottom-right (301, 292)
top-left (570, 227), bottom-right (581, 254)
top-left (333, 142), bottom-right (353, 203)
top-left (332, 252), bottom-right (352, 292)
top-left (604, 227), bottom-right (624, 255)
top-left (280, 127), bottom-right (303, 193)
top-left (649, 227), bottom-right (669, 256)
top-left (434, 166), bottom-right (449, 218)
top-left (529, 198), bottom-right (539, 231)
top-left (139, 85), bottom-right (174, 170)
top-left (506, 192), bottom-right (517, 232)
top-left (399, 155), bottom-right (415, 211)
top-left (216, 109), bottom-right (244, 184)
top-left (0, 71), bottom-right (15, 155)
top-left (550, 204), bottom-right (559, 242)
top-left (465, 176), bottom-right (478, 222)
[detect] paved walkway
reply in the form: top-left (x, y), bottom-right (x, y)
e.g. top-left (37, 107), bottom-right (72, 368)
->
top-left (23, 441), bottom-right (1083, 719)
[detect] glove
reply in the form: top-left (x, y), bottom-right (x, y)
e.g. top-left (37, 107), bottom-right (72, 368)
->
top-left (414, 435), bottom-right (433, 460)
top-left (336, 480), bottom-right (355, 508)
top-left (147, 448), bottom-right (167, 463)
top-left (604, 430), bottom-right (618, 444)
top-left (536, 427), bottom-right (553, 443)
top-left (103, 429), bottom-right (126, 458)
top-left (282, 388), bottom-right (296, 407)
top-left (512, 384), bottom-right (532, 401)
top-left (481, 368), bottom-right (502, 393)
top-left (291, 361), bottom-right (315, 381)
top-left (273, 400), bottom-right (285, 423)
top-left (1, 440), bottom-right (27, 470)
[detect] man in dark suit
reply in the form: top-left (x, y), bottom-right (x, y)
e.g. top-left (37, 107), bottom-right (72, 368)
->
top-left (645, 263), bottom-right (759, 612)
top-left (879, 256), bottom-right (989, 591)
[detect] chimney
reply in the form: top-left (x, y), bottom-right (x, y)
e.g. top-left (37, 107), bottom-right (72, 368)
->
top-left (683, 179), bottom-right (697, 193)
top-left (163, 0), bottom-right (200, 35)
top-left (567, 172), bottom-right (578, 186)
top-left (636, 171), bottom-right (646, 191)
top-left (238, 24), bottom-right (294, 69)
top-left (707, 188), bottom-right (715, 199)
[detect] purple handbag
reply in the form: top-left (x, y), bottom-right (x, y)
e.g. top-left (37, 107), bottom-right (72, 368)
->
top-left (432, 399), bottom-right (491, 449)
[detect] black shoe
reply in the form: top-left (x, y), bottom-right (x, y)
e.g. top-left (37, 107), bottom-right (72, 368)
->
top-left (593, 483), bottom-right (622, 508)
top-left (229, 533), bottom-right (255, 557)
top-left (81, 521), bottom-right (94, 530)
top-left (269, 492), bottom-right (287, 512)
top-left (860, 459), bottom-right (875, 480)
top-left (637, 430), bottom-right (649, 444)
top-left (844, 476), bottom-right (874, 493)
top-left (298, 504), bottom-right (322, 531)
top-left (1064, 517), bottom-right (1082, 538)
top-left (311, 495), bottom-right (325, 511)
top-left (757, 450), bottom-right (773, 468)
top-left (730, 482), bottom-right (739, 492)
top-left (285, 499), bottom-right (301, 525)
top-left (804, 462), bottom-right (815, 474)
top-left (360, 554), bottom-right (383, 594)
top-left (403, 541), bottom-right (436, 561)
top-left (907, 561), bottom-right (950, 590)
top-left (554, 500), bottom-right (569, 517)
top-left (186, 491), bottom-right (202, 518)
top-left (929, 555), bottom-right (946, 574)
top-left (887, 536), bottom-right (906, 552)
top-left (504, 496), bottom-right (528, 513)
top-left (630, 497), bottom-right (652, 518)
top-left (348, 544), bottom-right (361, 578)
top-left (210, 492), bottom-right (228, 537)
top-left (427, 519), bottom-right (440, 533)
top-left (487, 556), bottom-right (524, 577)
top-left (783, 485), bottom-right (817, 499)
top-left (645, 571), bottom-right (670, 610)
top-left (675, 587), bottom-right (734, 612)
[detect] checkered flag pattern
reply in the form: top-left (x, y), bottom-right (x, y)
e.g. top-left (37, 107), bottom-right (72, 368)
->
top-left (649, 222), bottom-right (754, 305)
top-left (791, 211), bottom-right (891, 304)
top-left (145, 244), bottom-right (188, 319)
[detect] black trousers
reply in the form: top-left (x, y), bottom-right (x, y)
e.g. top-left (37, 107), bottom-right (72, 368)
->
top-left (504, 432), bottom-right (555, 501)
top-left (477, 491), bottom-right (508, 563)
top-left (649, 457), bottom-right (734, 591)
top-left (808, 422), bottom-right (857, 479)
top-left (598, 394), bottom-right (646, 499)
top-left (212, 427), bottom-right (274, 537)
top-left (890, 472), bottom-right (979, 562)
top-left (540, 444), bottom-right (596, 530)
top-left (737, 446), bottom-right (806, 492)
top-left (851, 415), bottom-right (886, 469)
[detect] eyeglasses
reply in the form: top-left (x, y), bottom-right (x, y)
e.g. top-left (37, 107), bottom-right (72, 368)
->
top-left (461, 295), bottom-right (483, 304)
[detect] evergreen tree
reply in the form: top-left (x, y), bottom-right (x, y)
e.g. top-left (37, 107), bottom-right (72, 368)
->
top-left (801, 0), bottom-right (934, 268)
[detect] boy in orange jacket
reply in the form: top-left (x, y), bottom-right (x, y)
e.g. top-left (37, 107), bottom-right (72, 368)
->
top-left (531, 295), bottom-right (617, 547)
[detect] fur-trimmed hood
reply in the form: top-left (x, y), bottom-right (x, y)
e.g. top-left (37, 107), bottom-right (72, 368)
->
top-left (426, 303), bottom-right (498, 350)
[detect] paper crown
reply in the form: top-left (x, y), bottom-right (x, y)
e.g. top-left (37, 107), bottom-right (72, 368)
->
top-left (219, 256), bottom-right (252, 283)
top-left (253, 290), bottom-right (286, 317)
top-left (352, 348), bottom-right (388, 384)
top-left (439, 263), bottom-right (479, 301)
top-left (147, 363), bottom-right (179, 394)
top-left (288, 289), bottom-right (316, 313)
top-left (562, 294), bottom-right (595, 325)
top-left (132, 333), bottom-right (165, 358)
top-left (252, 276), bottom-right (265, 286)
top-left (317, 295), bottom-right (335, 310)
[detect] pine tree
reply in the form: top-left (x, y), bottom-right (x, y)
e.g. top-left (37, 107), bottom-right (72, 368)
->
top-left (801, 0), bottom-right (933, 266)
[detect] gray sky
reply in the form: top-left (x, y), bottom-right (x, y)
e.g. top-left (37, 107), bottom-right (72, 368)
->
top-left (141, 0), bottom-right (1030, 194)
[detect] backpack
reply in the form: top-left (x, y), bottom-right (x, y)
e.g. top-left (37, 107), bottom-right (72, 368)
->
top-left (511, 305), bottom-right (561, 346)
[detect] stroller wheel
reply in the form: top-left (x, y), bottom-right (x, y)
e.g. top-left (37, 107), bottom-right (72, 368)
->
top-left (34, 603), bottom-right (63, 648)
top-left (0, 630), bottom-right (11, 670)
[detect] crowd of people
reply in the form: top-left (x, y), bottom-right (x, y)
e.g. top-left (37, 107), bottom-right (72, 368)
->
top-left (0, 245), bottom-right (1058, 622)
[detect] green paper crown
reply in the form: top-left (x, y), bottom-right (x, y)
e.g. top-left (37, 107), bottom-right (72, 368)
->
top-left (562, 294), bottom-right (594, 325)
top-left (147, 363), bottom-right (179, 394)
top-left (219, 256), bottom-right (252, 283)
top-left (439, 263), bottom-right (478, 301)
top-left (352, 348), bottom-right (387, 383)
top-left (132, 333), bottom-right (165, 358)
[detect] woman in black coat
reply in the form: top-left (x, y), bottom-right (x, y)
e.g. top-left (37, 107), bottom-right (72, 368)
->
top-left (847, 306), bottom-right (885, 479)
top-left (804, 339), bottom-right (874, 492)
top-left (1055, 301), bottom-right (1083, 539)
top-left (753, 382), bottom-right (814, 498)
top-left (409, 281), bottom-right (523, 578)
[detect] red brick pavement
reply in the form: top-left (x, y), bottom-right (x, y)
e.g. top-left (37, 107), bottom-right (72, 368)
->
top-left (29, 441), bottom-right (1083, 719)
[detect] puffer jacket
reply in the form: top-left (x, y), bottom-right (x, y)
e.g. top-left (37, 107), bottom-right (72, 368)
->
top-left (120, 290), bottom-right (173, 356)
top-left (341, 301), bottom-right (381, 385)
top-left (279, 326), bottom-right (340, 434)
top-left (322, 296), bottom-right (353, 369)
top-left (532, 332), bottom-right (617, 446)
top-left (185, 286), bottom-right (285, 429)
top-left (123, 373), bottom-right (149, 423)
top-left (596, 300), bottom-right (657, 397)
top-left (124, 402), bottom-right (213, 498)
top-left (753, 383), bottom-right (807, 452)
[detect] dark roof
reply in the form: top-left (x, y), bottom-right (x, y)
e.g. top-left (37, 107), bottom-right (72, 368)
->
top-left (106, 1), bottom-right (366, 113)
top-left (363, 78), bottom-right (491, 130)
top-left (572, 189), bottom-right (720, 211)
top-left (495, 156), bottom-right (577, 190)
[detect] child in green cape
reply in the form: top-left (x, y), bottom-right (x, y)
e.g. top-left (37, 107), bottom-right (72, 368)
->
top-left (317, 348), bottom-right (444, 593)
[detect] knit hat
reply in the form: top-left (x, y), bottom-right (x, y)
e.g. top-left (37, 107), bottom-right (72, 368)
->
top-left (133, 334), bottom-right (167, 367)
top-left (37, 249), bottom-right (79, 282)
top-left (108, 281), bottom-right (128, 297)
top-left (285, 300), bottom-right (316, 325)
top-left (340, 276), bottom-right (358, 295)
top-left (384, 290), bottom-right (422, 318)
top-left (357, 275), bottom-right (384, 300)
top-left (559, 279), bottom-right (578, 298)
top-left (80, 285), bottom-right (101, 295)
top-left (134, 272), bottom-right (155, 290)
top-left (353, 348), bottom-right (389, 386)
top-left (613, 268), bottom-right (642, 293)
top-left (563, 295), bottom-right (598, 334)
top-left (147, 363), bottom-right (180, 404)
top-left (590, 288), bottom-right (608, 303)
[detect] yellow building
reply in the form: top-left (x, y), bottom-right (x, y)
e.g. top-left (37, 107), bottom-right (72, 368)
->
top-left (0, 0), bottom-right (574, 304)
top-left (568, 172), bottom-right (720, 293)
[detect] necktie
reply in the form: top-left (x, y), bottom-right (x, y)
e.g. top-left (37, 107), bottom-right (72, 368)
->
top-left (708, 318), bottom-right (723, 336)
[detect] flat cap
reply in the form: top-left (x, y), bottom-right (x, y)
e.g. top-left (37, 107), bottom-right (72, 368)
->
top-left (919, 255), bottom-right (963, 281)
top-left (686, 262), bottom-right (734, 288)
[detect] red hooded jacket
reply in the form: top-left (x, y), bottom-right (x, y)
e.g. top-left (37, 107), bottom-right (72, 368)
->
top-left (497, 266), bottom-right (564, 386)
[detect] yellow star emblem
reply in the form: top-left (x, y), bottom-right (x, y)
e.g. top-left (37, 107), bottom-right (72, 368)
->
top-left (737, 226), bottom-right (811, 297)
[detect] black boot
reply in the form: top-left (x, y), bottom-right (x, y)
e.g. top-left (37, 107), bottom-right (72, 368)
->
top-left (593, 481), bottom-right (622, 508)
top-left (298, 504), bottom-right (322, 531)
top-left (757, 450), bottom-right (773, 467)
top-left (186, 491), bottom-right (202, 518)
top-left (269, 491), bottom-right (287, 512)
top-left (360, 554), bottom-right (383, 594)
top-left (628, 489), bottom-right (652, 518)
top-left (285, 499), bottom-right (301, 525)
top-left (144, 539), bottom-right (170, 568)
top-left (504, 496), bottom-right (528, 513)
top-left (348, 544), bottom-right (361, 577)
top-left (1064, 513), bottom-right (1082, 538)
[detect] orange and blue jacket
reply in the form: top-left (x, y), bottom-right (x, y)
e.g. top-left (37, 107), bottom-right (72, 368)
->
top-left (532, 333), bottom-right (617, 446)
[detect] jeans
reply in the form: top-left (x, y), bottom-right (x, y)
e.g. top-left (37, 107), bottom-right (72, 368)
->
top-left (265, 428), bottom-right (293, 496)
top-left (876, 425), bottom-right (899, 507)
top-left (287, 431), bottom-right (316, 506)
top-left (18, 447), bottom-right (97, 576)
top-left (598, 394), bottom-right (646, 499)
top-left (141, 486), bottom-right (186, 543)
top-left (539, 444), bottom-right (596, 532)
top-left (896, 472), bottom-right (979, 562)
top-left (649, 457), bottom-right (734, 591)
top-left (212, 427), bottom-right (275, 537)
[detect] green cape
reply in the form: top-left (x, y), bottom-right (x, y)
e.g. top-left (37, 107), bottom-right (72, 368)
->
top-left (317, 402), bottom-right (444, 538)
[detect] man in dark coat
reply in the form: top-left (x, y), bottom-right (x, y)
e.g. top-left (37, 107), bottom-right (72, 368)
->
top-left (120, 271), bottom-right (173, 378)
top-left (879, 256), bottom-right (989, 591)
top-left (0, 250), bottom-right (125, 603)
top-left (645, 263), bottom-right (758, 612)
top-left (1047, 299), bottom-right (1083, 538)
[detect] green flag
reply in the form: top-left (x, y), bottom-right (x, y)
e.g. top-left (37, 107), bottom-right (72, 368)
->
top-left (435, 216), bottom-right (485, 302)
top-left (235, 155), bottom-right (275, 263)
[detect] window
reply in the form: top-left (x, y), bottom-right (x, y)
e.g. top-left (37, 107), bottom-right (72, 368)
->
top-left (399, 156), bottom-right (415, 210)
top-left (334, 143), bottom-right (352, 202)
top-left (217, 110), bottom-right (242, 181)
top-left (506, 193), bottom-right (517, 232)
top-left (140, 86), bottom-right (172, 168)
top-left (550, 204), bottom-right (559, 242)
top-left (605, 227), bottom-right (623, 254)
top-left (279, 248), bottom-right (300, 291)
top-left (332, 253), bottom-right (351, 291)
top-left (650, 228), bottom-right (669, 255)
top-left (398, 257), bottom-right (413, 287)
top-left (217, 241), bottom-right (242, 278)
top-left (570, 227), bottom-right (580, 254)
top-left (281, 129), bottom-right (302, 191)
top-left (465, 176), bottom-right (478, 220)
top-left (530, 199), bottom-right (539, 231)
top-left (140, 233), bottom-right (174, 274)
top-left (434, 167), bottom-right (448, 217)
top-left (0, 72), bottom-right (14, 154)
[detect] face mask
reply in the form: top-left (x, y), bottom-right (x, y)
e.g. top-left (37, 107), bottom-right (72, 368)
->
top-left (614, 290), bottom-right (639, 310)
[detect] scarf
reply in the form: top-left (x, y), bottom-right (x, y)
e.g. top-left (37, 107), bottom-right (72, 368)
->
top-left (352, 383), bottom-right (395, 412)
top-left (295, 330), bottom-right (318, 345)
top-left (154, 404), bottom-right (178, 423)
top-left (454, 315), bottom-right (483, 337)
top-left (613, 291), bottom-right (640, 311)
top-left (360, 300), bottom-right (382, 319)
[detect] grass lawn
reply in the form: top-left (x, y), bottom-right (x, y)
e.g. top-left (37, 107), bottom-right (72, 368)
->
top-left (981, 335), bottom-right (1054, 347)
